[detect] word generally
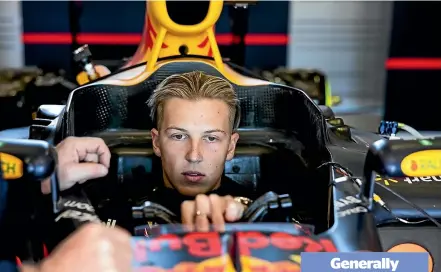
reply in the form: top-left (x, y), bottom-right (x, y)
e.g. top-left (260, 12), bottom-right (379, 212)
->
top-left (330, 257), bottom-right (399, 271)
top-left (132, 232), bottom-right (337, 263)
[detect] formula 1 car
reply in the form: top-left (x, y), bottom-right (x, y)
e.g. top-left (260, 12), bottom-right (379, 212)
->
top-left (1, 129), bottom-right (439, 271)
top-left (1, 0), bottom-right (439, 271)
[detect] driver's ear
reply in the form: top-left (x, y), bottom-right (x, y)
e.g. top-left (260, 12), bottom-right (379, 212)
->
top-left (151, 128), bottom-right (161, 157)
top-left (226, 132), bottom-right (239, 161)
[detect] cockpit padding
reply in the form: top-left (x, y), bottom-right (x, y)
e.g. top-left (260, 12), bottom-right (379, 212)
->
top-left (64, 62), bottom-right (328, 162)
top-left (84, 141), bottom-right (310, 214)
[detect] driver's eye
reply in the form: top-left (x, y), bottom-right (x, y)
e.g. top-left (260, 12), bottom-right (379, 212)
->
top-left (205, 136), bottom-right (218, 142)
top-left (171, 134), bottom-right (186, 140)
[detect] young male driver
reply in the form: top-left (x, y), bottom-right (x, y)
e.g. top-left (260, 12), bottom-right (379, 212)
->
top-left (42, 71), bottom-right (253, 231)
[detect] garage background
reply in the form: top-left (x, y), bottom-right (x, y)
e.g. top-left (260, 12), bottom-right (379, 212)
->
top-left (20, 1), bottom-right (288, 72)
top-left (1, 1), bottom-right (441, 131)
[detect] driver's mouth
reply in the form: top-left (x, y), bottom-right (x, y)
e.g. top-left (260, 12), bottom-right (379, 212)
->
top-left (182, 171), bottom-right (206, 182)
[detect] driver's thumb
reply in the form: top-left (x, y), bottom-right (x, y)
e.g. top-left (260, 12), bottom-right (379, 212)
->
top-left (60, 163), bottom-right (109, 189)
top-left (225, 201), bottom-right (244, 222)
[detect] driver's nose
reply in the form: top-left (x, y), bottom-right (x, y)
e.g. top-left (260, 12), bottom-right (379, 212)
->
top-left (185, 139), bottom-right (203, 163)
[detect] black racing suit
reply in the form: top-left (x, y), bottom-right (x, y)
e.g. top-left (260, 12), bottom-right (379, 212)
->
top-left (145, 176), bottom-right (254, 220)
top-left (45, 176), bottom-right (255, 251)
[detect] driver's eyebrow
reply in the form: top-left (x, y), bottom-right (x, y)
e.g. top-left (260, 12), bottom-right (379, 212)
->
top-left (204, 129), bottom-right (226, 135)
top-left (165, 126), bottom-right (187, 133)
top-left (165, 127), bottom-right (226, 135)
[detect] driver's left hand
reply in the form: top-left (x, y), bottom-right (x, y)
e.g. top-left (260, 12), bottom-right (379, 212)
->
top-left (41, 137), bottom-right (111, 194)
top-left (181, 194), bottom-right (245, 232)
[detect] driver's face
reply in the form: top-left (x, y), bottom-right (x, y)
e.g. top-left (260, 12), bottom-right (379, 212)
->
top-left (151, 98), bottom-right (239, 196)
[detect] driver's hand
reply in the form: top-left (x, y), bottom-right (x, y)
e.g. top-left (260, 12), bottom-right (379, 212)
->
top-left (38, 223), bottom-right (132, 272)
top-left (181, 194), bottom-right (245, 232)
top-left (41, 137), bottom-right (111, 194)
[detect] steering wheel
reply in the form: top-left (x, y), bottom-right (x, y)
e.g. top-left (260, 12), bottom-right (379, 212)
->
top-left (130, 191), bottom-right (293, 237)
top-left (53, 187), bottom-right (292, 243)
top-left (132, 201), bottom-right (180, 224)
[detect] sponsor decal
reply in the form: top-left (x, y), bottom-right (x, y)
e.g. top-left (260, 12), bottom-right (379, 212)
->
top-left (237, 232), bottom-right (337, 255)
top-left (132, 234), bottom-right (233, 272)
top-left (401, 150), bottom-right (441, 176)
top-left (62, 200), bottom-right (95, 213)
top-left (0, 152), bottom-right (23, 179)
top-left (131, 232), bottom-right (337, 271)
top-left (55, 208), bottom-right (116, 227)
top-left (134, 232), bottom-right (223, 261)
top-left (375, 175), bottom-right (441, 186)
top-left (334, 196), bottom-right (367, 218)
top-left (55, 209), bottom-right (101, 223)
top-left (337, 206), bottom-right (368, 218)
top-left (403, 176), bottom-right (441, 184)
top-left (335, 196), bottom-right (361, 210)
top-left (376, 174), bottom-right (441, 185)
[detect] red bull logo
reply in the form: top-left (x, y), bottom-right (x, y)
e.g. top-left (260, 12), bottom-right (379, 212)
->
top-left (132, 231), bottom-right (337, 271)
top-left (401, 150), bottom-right (441, 176)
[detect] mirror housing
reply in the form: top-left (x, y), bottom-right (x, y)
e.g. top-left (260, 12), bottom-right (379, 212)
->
top-left (0, 138), bottom-right (59, 213)
top-left (362, 138), bottom-right (441, 205)
top-left (0, 138), bottom-right (56, 181)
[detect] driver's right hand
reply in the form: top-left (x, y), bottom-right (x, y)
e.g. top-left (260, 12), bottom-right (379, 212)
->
top-left (36, 223), bottom-right (132, 272)
top-left (41, 137), bottom-right (111, 194)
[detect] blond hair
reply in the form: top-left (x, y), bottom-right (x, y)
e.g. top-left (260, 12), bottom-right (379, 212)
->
top-left (147, 71), bottom-right (240, 131)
